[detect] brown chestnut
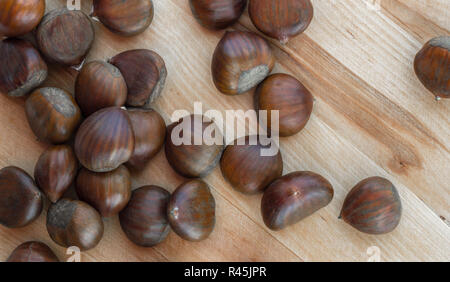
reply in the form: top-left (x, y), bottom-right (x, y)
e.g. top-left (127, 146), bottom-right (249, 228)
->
top-left (212, 31), bottom-right (275, 95)
top-left (165, 114), bottom-right (224, 178)
top-left (0, 166), bottom-right (43, 228)
top-left (340, 177), bottom-right (402, 235)
top-left (76, 165), bottom-right (131, 217)
top-left (25, 87), bottom-right (82, 144)
top-left (110, 49), bottom-right (167, 108)
top-left (261, 171), bottom-right (333, 230)
top-left (36, 9), bottom-right (95, 66)
top-left (0, 39), bottom-right (47, 97)
top-left (47, 198), bottom-right (104, 251)
top-left (220, 135), bottom-right (283, 194)
top-left (126, 108), bottom-right (166, 170)
top-left (119, 185), bottom-right (171, 247)
top-left (167, 179), bottom-right (215, 241)
top-left (75, 60), bottom-right (127, 116)
top-left (189, 0), bottom-right (247, 30)
top-left (6, 241), bottom-right (59, 262)
top-left (414, 36), bottom-right (450, 99)
top-left (74, 107), bottom-right (135, 172)
top-left (255, 73), bottom-right (313, 137)
top-left (93, 0), bottom-right (154, 37)
top-left (34, 145), bottom-right (78, 203)
top-left (249, 0), bottom-right (313, 44)
top-left (0, 0), bottom-right (45, 38)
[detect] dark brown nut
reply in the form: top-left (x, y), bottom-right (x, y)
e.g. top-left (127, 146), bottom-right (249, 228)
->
top-left (126, 108), bottom-right (166, 170)
top-left (6, 241), bottom-right (59, 262)
top-left (0, 0), bottom-right (45, 38)
top-left (76, 165), bottom-right (131, 217)
top-left (167, 179), bottom-right (215, 242)
top-left (165, 114), bottom-right (224, 178)
top-left (340, 177), bottom-right (402, 235)
top-left (46, 199), bottom-right (104, 251)
top-left (93, 0), bottom-right (154, 36)
top-left (110, 49), bottom-right (167, 108)
top-left (255, 73), bottom-right (313, 137)
top-left (119, 185), bottom-right (171, 247)
top-left (74, 107), bottom-right (135, 172)
top-left (189, 0), bottom-right (247, 30)
top-left (261, 171), bottom-right (334, 230)
top-left (0, 39), bottom-right (47, 97)
top-left (34, 145), bottom-right (78, 203)
top-left (212, 31), bottom-right (275, 95)
top-left (75, 60), bottom-right (127, 116)
top-left (25, 87), bottom-right (82, 144)
top-left (0, 166), bottom-right (43, 228)
top-left (249, 0), bottom-right (313, 44)
top-left (220, 135), bottom-right (283, 194)
top-left (36, 9), bottom-right (95, 66)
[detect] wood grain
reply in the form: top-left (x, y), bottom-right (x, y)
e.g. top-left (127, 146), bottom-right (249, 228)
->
top-left (0, 0), bottom-right (448, 262)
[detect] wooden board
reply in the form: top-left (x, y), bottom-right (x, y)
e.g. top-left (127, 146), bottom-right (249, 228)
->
top-left (0, 0), bottom-right (449, 262)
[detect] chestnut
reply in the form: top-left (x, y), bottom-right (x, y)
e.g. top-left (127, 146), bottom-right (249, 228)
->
top-left (126, 108), bottom-right (166, 170)
top-left (109, 49), bottom-right (167, 108)
top-left (36, 9), bottom-right (95, 66)
top-left (47, 198), bottom-right (104, 251)
top-left (25, 87), bottom-right (82, 144)
top-left (119, 185), bottom-right (171, 247)
top-left (76, 165), bottom-right (131, 217)
top-left (167, 179), bottom-right (215, 241)
top-left (93, 0), bottom-right (154, 37)
top-left (189, 0), bottom-right (247, 30)
top-left (414, 36), bottom-right (450, 99)
top-left (34, 145), bottom-right (78, 203)
top-left (0, 166), bottom-right (43, 228)
top-left (6, 241), bottom-right (59, 262)
top-left (75, 60), bottom-right (127, 116)
top-left (0, 39), bottom-right (47, 97)
top-left (261, 171), bottom-right (333, 230)
top-left (249, 0), bottom-right (313, 44)
top-left (220, 135), bottom-right (283, 194)
top-left (212, 31), bottom-right (275, 95)
top-left (165, 114), bottom-right (224, 178)
top-left (255, 73), bottom-right (313, 137)
top-left (340, 177), bottom-right (402, 235)
top-left (74, 107), bottom-right (135, 172)
top-left (0, 0), bottom-right (45, 38)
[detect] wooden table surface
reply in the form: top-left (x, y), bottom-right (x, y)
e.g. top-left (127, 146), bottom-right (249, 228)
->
top-left (0, 0), bottom-right (449, 262)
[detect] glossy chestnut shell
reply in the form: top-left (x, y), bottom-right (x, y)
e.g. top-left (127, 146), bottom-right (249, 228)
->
top-left (255, 73), bottom-right (314, 137)
top-left (340, 177), bottom-right (402, 235)
top-left (189, 0), bottom-right (247, 30)
top-left (46, 199), bottom-right (104, 251)
top-left (6, 241), bottom-right (59, 262)
top-left (212, 31), bottom-right (275, 95)
top-left (110, 49), bottom-right (167, 108)
top-left (0, 0), bottom-right (45, 38)
top-left (75, 60), bottom-right (127, 116)
top-left (0, 166), bottom-right (43, 228)
top-left (0, 39), bottom-right (47, 97)
top-left (221, 135), bottom-right (283, 194)
top-left (167, 179), bottom-right (216, 241)
top-left (93, 0), bottom-right (154, 36)
top-left (126, 108), bottom-right (166, 170)
top-left (261, 171), bottom-right (333, 230)
top-left (119, 185), bottom-right (171, 247)
top-left (36, 9), bottom-right (95, 66)
top-left (165, 114), bottom-right (224, 178)
top-left (74, 107), bottom-right (135, 172)
top-left (76, 165), bottom-right (132, 217)
top-left (414, 36), bottom-right (450, 99)
top-left (34, 145), bottom-right (78, 203)
top-left (25, 87), bottom-right (82, 144)
top-left (249, 0), bottom-right (313, 44)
